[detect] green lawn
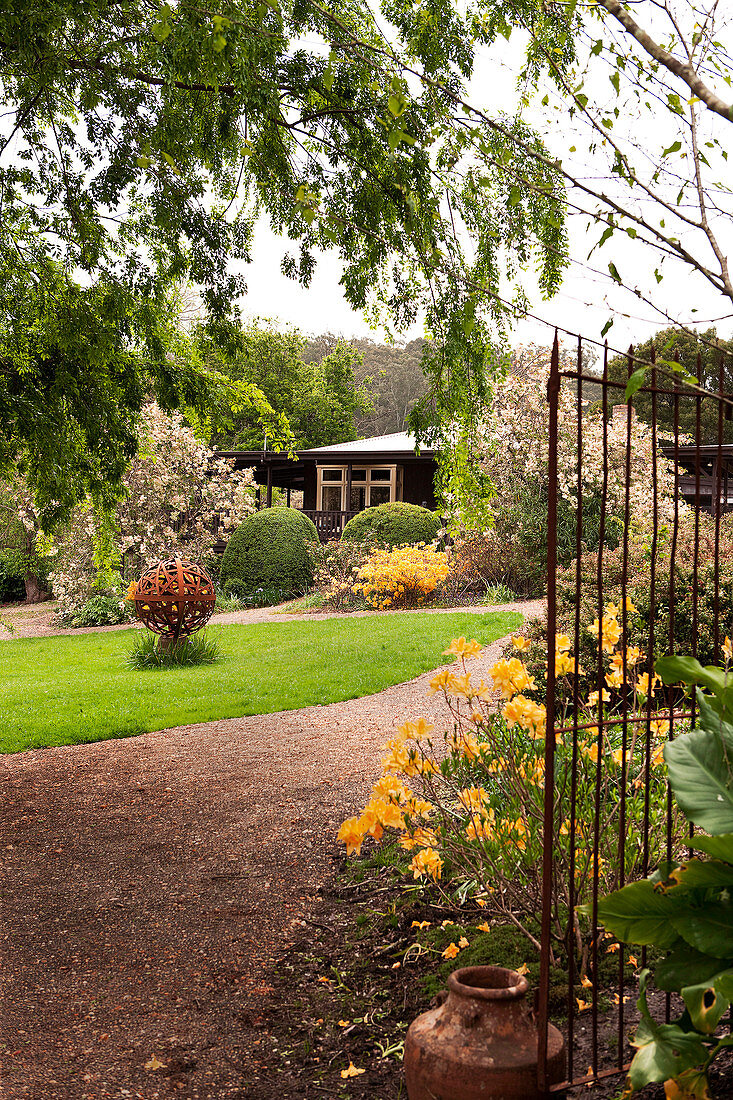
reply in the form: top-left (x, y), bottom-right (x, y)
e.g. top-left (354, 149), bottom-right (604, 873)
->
top-left (1, 610), bottom-right (522, 754)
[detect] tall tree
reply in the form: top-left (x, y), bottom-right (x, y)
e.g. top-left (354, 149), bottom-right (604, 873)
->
top-left (1, 0), bottom-right (569, 511)
top-left (201, 322), bottom-right (372, 449)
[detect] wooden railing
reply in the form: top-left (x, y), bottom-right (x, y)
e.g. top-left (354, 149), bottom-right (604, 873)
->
top-left (301, 509), bottom-right (359, 540)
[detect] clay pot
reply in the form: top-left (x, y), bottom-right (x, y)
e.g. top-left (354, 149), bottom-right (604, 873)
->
top-left (404, 965), bottom-right (565, 1100)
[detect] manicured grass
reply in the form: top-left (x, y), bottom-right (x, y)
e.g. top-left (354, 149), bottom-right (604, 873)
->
top-left (0, 610), bottom-right (522, 754)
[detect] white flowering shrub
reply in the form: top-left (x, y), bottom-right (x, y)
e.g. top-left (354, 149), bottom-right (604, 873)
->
top-left (456, 347), bottom-right (677, 593)
top-left (49, 402), bottom-right (256, 621)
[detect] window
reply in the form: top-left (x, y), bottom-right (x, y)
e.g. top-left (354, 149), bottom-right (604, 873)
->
top-left (369, 485), bottom-right (390, 506)
top-left (317, 464), bottom-right (399, 510)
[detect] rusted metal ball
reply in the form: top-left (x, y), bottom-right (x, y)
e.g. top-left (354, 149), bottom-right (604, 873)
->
top-left (132, 558), bottom-right (216, 642)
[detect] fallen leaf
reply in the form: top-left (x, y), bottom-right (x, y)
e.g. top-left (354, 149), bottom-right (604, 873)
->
top-left (576, 998), bottom-right (591, 1012)
top-left (516, 963), bottom-right (529, 976)
top-left (442, 942), bottom-right (460, 960)
top-left (628, 955), bottom-right (638, 968)
top-left (411, 920), bottom-right (431, 930)
top-left (458, 936), bottom-right (469, 949)
top-left (391, 961), bottom-right (401, 969)
top-left (476, 922), bottom-right (491, 933)
top-left (337, 1020), bottom-right (350, 1028)
top-left (144, 1056), bottom-right (166, 1072)
top-left (580, 975), bottom-right (593, 989)
top-left (341, 1062), bottom-right (366, 1078)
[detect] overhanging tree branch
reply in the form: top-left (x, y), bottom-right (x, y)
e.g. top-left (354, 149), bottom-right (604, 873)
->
top-left (597, 0), bottom-right (733, 122)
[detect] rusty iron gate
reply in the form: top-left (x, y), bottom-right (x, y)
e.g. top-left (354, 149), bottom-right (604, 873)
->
top-left (535, 331), bottom-right (733, 1092)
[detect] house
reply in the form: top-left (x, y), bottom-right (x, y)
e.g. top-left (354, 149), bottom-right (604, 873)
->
top-left (660, 442), bottom-right (733, 513)
top-left (216, 432), bottom-right (438, 540)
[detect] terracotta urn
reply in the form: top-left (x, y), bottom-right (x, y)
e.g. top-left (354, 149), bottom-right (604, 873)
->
top-left (404, 965), bottom-right (565, 1100)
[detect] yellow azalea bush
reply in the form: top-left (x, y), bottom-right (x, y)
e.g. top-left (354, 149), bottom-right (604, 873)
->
top-left (339, 629), bottom-right (684, 968)
top-left (351, 544), bottom-right (449, 610)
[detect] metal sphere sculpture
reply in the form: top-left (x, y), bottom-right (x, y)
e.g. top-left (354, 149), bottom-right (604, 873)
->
top-left (132, 558), bottom-right (215, 645)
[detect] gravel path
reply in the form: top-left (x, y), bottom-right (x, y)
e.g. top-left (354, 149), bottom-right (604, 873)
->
top-left (1, 601), bottom-right (542, 1099)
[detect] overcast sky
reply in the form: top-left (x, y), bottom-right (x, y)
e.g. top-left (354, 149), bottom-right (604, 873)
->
top-left (234, 16), bottom-right (733, 357)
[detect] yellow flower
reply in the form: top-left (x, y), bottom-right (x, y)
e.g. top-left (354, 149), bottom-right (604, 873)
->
top-left (516, 963), bottom-right (529, 976)
top-left (587, 689), bottom-right (611, 707)
top-left (337, 817), bottom-right (364, 856)
top-left (489, 657), bottom-right (535, 699)
top-left (553, 652), bottom-right (576, 677)
top-left (636, 671), bottom-right (661, 696)
top-left (458, 786), bottom-right (490, 814)
top-left (580, 974), bottom-right (593, 990)
top-left (576, 998), bottom-right (591, 1012)
top-left (725, 636), bottom-right (733, 660)
top-left (604, 602), bottom-right (621, 618)
top-left (582, 740), bottom-right (599, 764)
top-left (357, 803), bottom-right (384, 841)
top-left (628, 954), bottom-right (639, 968)
top-left (428, 668), bottom-right (453, 695)
top-left (512, 635), bottom-right (531, 652)
top-left (371, 775), bottom-right (409, 803)
top-left (442, 942), bottom-right (460, 959)
top-left (605, 669), bottom-right (623, 689)
top-left (449, 672), bottom-right (473, 698)
top-left (444, 636), bottom-right (483, 659)
top-left (410, 847), bottom-right (443, 881)
top-left (340, 1062), bottom-right (366, 1078)
top-left (555, 633), bottom-right (571, 653)
top-left (625, 598), bottom-right (637, 613)
top-left (650, 719), bottom-right (670, 737)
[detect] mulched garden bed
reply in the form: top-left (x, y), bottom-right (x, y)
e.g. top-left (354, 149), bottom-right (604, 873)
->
top-left (239, 849), bottom-right (733, 1100)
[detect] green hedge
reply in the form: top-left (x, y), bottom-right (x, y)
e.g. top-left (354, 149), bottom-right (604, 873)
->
top-left (341, 502), bottom-right (441, 549)
top-left (219, 507), bottom-right (318, 598)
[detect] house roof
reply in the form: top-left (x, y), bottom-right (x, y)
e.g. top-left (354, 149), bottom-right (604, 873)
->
top-left (298, 431), bottom-right (434, 457)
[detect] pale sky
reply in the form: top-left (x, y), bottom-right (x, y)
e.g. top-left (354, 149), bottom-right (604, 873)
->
top-left (235, 16), bottom-right (733, 358)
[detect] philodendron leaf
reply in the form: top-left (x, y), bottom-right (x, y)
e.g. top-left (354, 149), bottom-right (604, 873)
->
top-left (629, 972), bottom-right (709, 1087)
top-left (672, 902), bottom-right (733, 958)
top-left (656, 942), bottom-right (727, 992)
top-left (682, 968), bottom-right (733, 1033)
top-left (586, 880), bottom-right (680, 947)
top-left (655, 655), bottom-right (728, 695)
top-left (663, 858), bottom-right (733, 893)
top-left (692, 833), bottom-right (733, 862)
top-left (664, 700), bottom-right (733, 834)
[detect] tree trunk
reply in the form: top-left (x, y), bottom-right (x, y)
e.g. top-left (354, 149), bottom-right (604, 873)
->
top-left (23, 573), bottom-right (50, 604)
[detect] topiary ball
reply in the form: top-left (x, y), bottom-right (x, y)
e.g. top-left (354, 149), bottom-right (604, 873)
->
top-left (341, 502), bottom-right (441, 549)
top-left (219, 507), bottom-right (319, 597)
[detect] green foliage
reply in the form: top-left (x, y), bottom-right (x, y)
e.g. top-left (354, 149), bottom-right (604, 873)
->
top-left (341, 503), bottom-right (441, 548)
top-left (589, 673), bottom-right (733, 1094)
top-left (0, 554), bottom-right (27, 603)
top-left (202, 322), bottom-right (373, 450)
top-left (607, 328), bottom-right (733, 443)
top-left (1, 0), bottom-right (570, 508)
top-left (68, 594), bottom-right (135, 628)
top-left (0, 610), bottom-right (521, 753)
top-left (127, 629), bottom-right (222, 669)
top-left (219, 507), bottom-right (318, 597)
top-left (221, 578), bottom-right (291, 608)
top-left (304, 335), bottom-right (429, 436)
top-left (0, 268), bottom-right (286, 527)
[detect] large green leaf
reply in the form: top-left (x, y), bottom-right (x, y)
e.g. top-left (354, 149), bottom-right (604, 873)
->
top-left (590, 880), bottom-right (680, 947)
top-left (629, 973), bottom-right (710, 1087)
top-left (672, 902), bottom-right (733, 958)
top-left (656, 655), bottom-right (728, 695)
top-left (682, 969), bottom-right (733, 1033)
top-left (663, 858), bottom-right (733, 894)
top-left (664, 698), bottom-right (733, 833)
top-left (656, 942), bottom-right (728, 992)
top-left (692, 834), bottom-right (733, 861)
